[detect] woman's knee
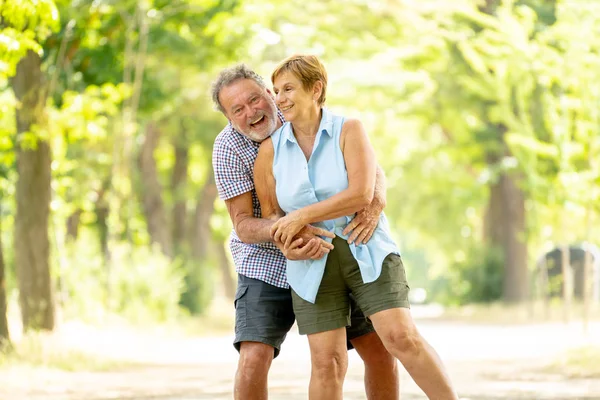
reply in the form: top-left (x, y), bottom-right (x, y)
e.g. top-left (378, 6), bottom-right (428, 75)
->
top-left (382, 326), bottom-right (423, 357)
top-left (312, 349), bottom-right (348, 378)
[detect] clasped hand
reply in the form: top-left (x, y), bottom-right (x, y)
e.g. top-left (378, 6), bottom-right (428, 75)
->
top-left (271, 215), bottom-right (335, 260)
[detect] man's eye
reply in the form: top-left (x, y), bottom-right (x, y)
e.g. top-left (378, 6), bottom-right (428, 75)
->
top-left (234, 109), bottom-right (241, 115)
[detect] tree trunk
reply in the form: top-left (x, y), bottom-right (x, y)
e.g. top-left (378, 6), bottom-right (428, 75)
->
top-left (561, 244), bottom-right (572, 322)
top-left (189, 170), bottom-right (235, 300)
top-left (94, 184), bottom-right (112, 308)
top-left (215, 240), bottom-right (235, 299)
top-left (171, 123), bottom-right (189, 253)
top-left (138, 123), bottom-right (172, 257)
top-left (501, 173), bottom-right (528, 302)
top-left (479, 0), bottom-right (500, 14)
top-left (95, 187), bottom-right (110, 264)
top-left (190, 171), bottom-right (218, 260)
top-left (65, 209), bottom-right (82, 242)
top-left (0, 201), bottom-right (10, 344)
top-left (485, 173), bottom-right (529, 303)
top-left (12, 50), bottom-right (55, 331)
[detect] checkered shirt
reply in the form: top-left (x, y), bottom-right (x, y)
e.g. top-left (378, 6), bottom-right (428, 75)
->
top-left (212, 111), bottom-right (288, 289)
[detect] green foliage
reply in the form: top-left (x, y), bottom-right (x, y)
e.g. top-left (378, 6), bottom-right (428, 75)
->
top-left (57, 230), bottom-right (185, 323)
top-left (0, 0), bottom-right (60, 78)
top-left (432, 245), bottom-right (504, 305)
top-left (1, 0), bottom-right (600, 331)
top-left (178, 258), bottom-right (215, 315)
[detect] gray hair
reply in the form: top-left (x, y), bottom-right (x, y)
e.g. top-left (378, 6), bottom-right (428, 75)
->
top-left (211, 64), bottom-right (268, 114)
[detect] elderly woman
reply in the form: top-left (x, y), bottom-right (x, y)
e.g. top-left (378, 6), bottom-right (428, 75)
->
top-left (254, 55), bottom-right (458, 400)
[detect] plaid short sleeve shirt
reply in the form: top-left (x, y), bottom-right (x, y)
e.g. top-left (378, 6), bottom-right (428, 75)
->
top-left (212, 113), bottom-right (288, 289)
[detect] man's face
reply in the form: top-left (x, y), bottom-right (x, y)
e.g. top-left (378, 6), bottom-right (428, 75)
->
top-left (219, 79), bottom-right (279, 142)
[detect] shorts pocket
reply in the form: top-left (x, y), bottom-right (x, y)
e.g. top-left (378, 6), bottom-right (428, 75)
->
top-left (385, 254), bottom-right (409, 286)
top-left (234, 285), bottom-right (249, 330)
top-left (234, 284), bottom-right (249, 307)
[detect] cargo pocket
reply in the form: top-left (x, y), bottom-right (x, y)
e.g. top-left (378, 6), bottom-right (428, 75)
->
top-left (234, 285), bottom-right (249, 330)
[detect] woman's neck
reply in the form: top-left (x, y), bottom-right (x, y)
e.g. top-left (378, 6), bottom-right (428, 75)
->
top-left (292, 107), bottom-right (322, 138)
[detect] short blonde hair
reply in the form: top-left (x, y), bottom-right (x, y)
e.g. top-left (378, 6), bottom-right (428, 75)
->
top-left (271, 55), bottom-right (327, 106)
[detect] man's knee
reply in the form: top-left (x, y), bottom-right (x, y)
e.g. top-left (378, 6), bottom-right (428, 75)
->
top-left (352, 332), bottom-right (397, 370)
top-left (238, 342), bottom-right (274, 377)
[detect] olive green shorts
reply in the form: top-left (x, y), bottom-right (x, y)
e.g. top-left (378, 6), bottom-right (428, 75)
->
top-left (291, 236), bottom-right (411, 335)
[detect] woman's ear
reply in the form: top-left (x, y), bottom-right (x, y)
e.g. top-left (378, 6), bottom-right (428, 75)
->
top-left (313, 81), bottom-right (324, 102)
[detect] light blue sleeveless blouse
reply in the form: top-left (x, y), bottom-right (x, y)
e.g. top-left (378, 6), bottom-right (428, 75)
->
top-left (271, 108), bottom-right (400, 303)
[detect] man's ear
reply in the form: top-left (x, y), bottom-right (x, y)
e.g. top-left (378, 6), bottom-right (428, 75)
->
top-left (266, 87), bottom-right (275, 99)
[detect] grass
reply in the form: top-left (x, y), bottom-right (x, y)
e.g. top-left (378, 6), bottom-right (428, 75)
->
top-left (436, 300), bottom-right (600, 325)
top-left (0, 332), bottom-right (138, 372)
top-left (544, 345), bottom-right (600, 378)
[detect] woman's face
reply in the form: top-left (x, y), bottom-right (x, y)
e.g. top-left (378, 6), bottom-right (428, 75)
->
top-left (273, 71), bottom-right (319, 122)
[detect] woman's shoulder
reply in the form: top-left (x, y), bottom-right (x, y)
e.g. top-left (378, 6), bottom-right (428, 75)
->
top-left (257, 136), bottom-right (274, 163)
top-left (270, 121), bottom-right (291, 143)
top-left (340, 116), bottom-right (365, 137)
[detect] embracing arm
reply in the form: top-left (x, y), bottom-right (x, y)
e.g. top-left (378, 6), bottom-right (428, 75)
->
top-left (340, 165), bottom-right (387, 244)
top-left (225, 192), bottom-right (275, 244)
top-left (271, 119), bottom-right (377, 246)
top-left (373, 165), bottom-right (387, 210)
top-left (255, 138), bottom-right (334, 259)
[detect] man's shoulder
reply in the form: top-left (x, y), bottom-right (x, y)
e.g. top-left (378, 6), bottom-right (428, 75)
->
top-left (214, 124), bottom-right (254, 154)
top-left (214, 124), bottom-right (237, 149)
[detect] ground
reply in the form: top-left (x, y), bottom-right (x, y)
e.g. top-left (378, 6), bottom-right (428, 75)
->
top-left (1, 306), bottom-right (600, 400)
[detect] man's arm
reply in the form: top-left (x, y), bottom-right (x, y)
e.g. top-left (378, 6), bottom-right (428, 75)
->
top-left (225, 192), bottom-right (275, 244)
top-left (372, 165), bottom-right (387, 210)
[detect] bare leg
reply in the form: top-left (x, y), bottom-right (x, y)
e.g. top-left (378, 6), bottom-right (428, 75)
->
top-left (351, 331), bottom-right (400, 400)
top-left (307, 327), bottom-right (348, 400)
top-left (234, 341), bottom-right (274, 400)
top-left (370, 308), bottom-right (458, 400)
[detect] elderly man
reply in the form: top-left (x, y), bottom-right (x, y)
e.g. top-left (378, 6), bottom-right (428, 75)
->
top-left (211, 64), bottom-right (399, 400)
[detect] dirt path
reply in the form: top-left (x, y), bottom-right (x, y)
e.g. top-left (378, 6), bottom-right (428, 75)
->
top-left (1, 318), bottom-right (600, 400)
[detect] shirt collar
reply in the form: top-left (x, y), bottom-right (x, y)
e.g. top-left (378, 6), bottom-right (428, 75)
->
top-left (283, 107), bottom-right (333, 144)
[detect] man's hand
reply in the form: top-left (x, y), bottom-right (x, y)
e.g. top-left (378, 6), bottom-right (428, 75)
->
top-left (342, 200), bottom-right (384, 244)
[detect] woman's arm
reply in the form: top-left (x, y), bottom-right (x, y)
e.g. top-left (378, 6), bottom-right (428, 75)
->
top-left (254, 137), bottom-right (285, 222)
top-left (271, 118), bottom-right (377, 246)
top-left (255, 138), bottom-right (334, 259)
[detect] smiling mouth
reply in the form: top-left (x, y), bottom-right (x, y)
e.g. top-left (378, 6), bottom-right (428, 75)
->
top-left (280, 105), bottom-right (293, 112)
top-left (250, 115), bottom-right (265, 127)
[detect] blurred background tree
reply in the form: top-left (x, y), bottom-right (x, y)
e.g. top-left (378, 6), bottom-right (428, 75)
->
top-left (1, 0), bottom-right (599, 340)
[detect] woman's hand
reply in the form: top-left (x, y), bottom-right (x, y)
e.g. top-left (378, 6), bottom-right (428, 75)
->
top-left (270, 210), bottom-right (306, 248)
